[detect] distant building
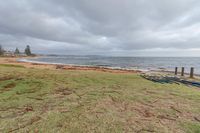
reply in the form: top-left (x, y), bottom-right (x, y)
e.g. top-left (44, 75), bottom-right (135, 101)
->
top-left (3, 51), bottom-right (27, 57)
top-left (4, 51), bottom-right (15, 56)
top-left (18, 53), bottom-right (27, 56)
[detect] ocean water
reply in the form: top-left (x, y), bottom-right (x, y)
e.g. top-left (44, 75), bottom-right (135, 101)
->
top-left (19, 55), bottom-right (200, 74)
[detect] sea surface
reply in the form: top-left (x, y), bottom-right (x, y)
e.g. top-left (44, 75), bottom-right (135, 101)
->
top-left (19, 55), bottom-right (200, 74)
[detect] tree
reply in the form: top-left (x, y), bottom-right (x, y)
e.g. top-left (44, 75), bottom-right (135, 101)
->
top-left (24, 45), bottom-right (32, 56)
top-left (14, 48), bottom-right (20, 55)
top-left (0, 45), bottom-right (4, 55)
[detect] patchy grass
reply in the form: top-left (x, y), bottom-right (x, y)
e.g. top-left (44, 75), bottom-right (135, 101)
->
top-left (0, 65), bottom-right (200, 133)
top-left (0, 64), bottom-right (25, 68)
top-left (182, 122), bottom-right (200, 133)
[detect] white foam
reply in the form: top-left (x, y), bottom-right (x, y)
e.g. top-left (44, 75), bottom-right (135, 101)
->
top-left (17, 58), bottom-right (149, 72)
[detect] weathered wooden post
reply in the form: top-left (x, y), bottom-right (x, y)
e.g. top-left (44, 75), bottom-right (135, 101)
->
top-left (181, 67), bottom-right (184, 76)
top-left (190, 67), bottom-right (194, 78)
top-left (175, 67), bottom-right (178, 75)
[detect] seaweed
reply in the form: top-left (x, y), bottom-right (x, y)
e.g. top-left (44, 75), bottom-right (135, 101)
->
top-left (141, 74), bottom-right (200, 88)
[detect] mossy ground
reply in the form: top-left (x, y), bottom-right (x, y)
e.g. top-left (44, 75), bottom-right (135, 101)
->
top-left (0, 65), bottom-right (200, 133)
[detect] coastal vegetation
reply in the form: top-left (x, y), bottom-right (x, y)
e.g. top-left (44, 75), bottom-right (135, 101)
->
top-left (24, 45), bottom-right (32, 56)
top-left (0, 64), bottom-right (200, 132)
top-left (0, 45), bottom-right (34, 57)
top-left (0, 45), bottom-right (4, 55)
top-left (14, 48), bottom-right (20, 55)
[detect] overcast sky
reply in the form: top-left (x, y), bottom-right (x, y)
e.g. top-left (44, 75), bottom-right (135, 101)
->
top-left (1, 0), bottom-right (200, 56)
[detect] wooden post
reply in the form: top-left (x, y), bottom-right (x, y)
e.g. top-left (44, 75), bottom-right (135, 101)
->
top-left (175, 67), bottom-right (178, 75)
top-left (190, 67), bottom-right (194, 78)
top-left (181, 67), bottom-right (184, 76)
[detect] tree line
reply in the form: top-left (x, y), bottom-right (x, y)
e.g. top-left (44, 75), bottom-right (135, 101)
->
top-left (0, 45), bottom-right (32, 56)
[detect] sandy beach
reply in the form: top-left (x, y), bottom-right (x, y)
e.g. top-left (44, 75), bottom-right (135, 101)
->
top-left (0, 57), bottom-right (140, 73)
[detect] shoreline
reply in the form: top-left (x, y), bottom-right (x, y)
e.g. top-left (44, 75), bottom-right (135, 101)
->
top-left (1, 57), bottom-right (197, 77)
top-left (0, 57), bottom-right (141, 73)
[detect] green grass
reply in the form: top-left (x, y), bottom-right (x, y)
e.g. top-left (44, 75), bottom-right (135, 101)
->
top-left (182, 122), bottom-right (200, 133)
top-left (0, 64), bottom-right (25, 68)
top-left (0, 65), bottom-right (200, 133)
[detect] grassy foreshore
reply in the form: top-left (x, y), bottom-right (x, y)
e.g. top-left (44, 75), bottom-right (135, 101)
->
top-left (0, 58), bottom-right (200, 133)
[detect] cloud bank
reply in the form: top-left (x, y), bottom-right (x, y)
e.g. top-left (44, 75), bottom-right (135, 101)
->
top-left (0, 0), bottom-right (200, 56)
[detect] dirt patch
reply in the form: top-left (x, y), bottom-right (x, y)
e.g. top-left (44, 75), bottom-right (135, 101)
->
top-left (170, 106), bottom-right (182, 114)
top-left (3, 83), bottom-right (16, 89)
top-left (31, 63), bottom-right (41, 65)
top-left (8, 116), bottom-right (41, 133)
top-left (157, 115), bottom-right (177, 121)
top-left (194, 116), bottom-right (200, 122)
top-left (56, 65), bottom-right (65, 69)
top-left (133, 107), bottom-right (155, 118)
top-left (0, 105), bottom-right (34, 119)
top-left (145, 90), bottom-right (158, 95)
top-left (0, 76), bottom-right (13, 81)
top-left (54, 87), bottom-right (74, 96)
top-left (15, 78), bottom-right (23, 81)
top-left (27, 96), bottom-right (43, 101)
top-left (23, 105), bottom-right (34, 112)
top-left (0, 83), bottom-right (16, 93)
top-left (137, 128), bottom-right (155, 133)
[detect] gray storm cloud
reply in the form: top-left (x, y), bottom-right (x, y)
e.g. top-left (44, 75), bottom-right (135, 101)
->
top-left (0, 0), bottom-right (200, 56)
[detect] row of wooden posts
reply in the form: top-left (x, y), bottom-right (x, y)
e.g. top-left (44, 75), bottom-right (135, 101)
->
top-left (175, 67), bottom-right (194, 78)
